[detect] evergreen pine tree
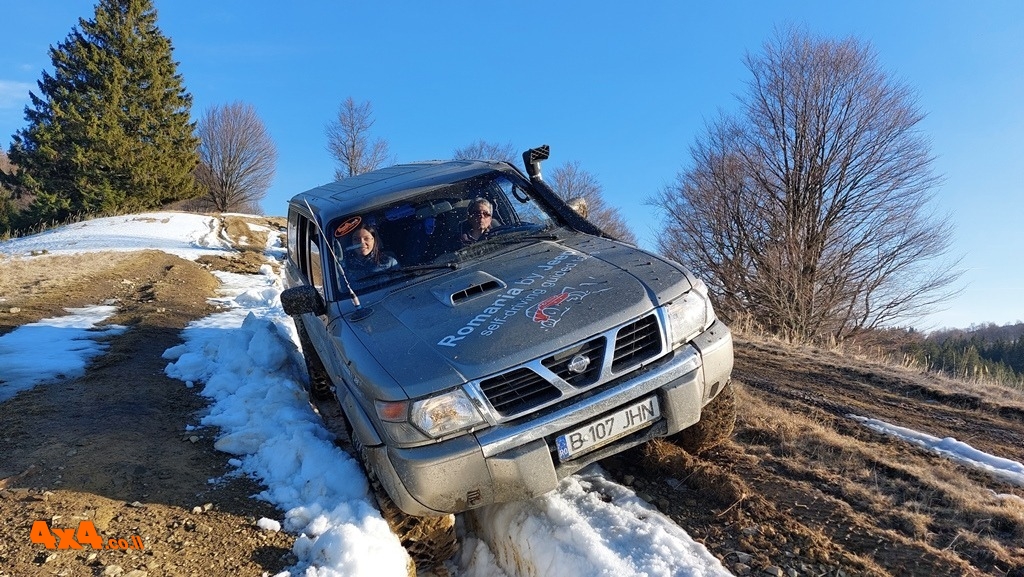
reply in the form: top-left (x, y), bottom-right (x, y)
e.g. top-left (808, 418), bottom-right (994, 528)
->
top-left (9, 0), bottom-right (200, 224)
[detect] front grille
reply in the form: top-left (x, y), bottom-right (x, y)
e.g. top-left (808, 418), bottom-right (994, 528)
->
top-left (478, 314), bottom-right (665, 419)
top-left (542, 337), bottom-right (605, 387)
top-left (611, 315), bottom-right (661, 372)
top-left (480, 368), bottom-right (560, 415)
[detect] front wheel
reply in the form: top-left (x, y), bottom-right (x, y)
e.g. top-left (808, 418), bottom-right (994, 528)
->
top-left (350, 439), bottom-right (458, 573)
top-left (293, 317), bottom-right (334, 401)
top-left (373, 483), bottom-right (458, 572)
top-left (664, 381), bottom-right (736, 454)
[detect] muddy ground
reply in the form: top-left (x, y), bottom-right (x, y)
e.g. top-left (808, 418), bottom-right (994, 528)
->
top-left (1, 217), bottom-right (1023, 576)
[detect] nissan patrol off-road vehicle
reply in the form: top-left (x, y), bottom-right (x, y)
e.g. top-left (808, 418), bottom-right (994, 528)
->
top-left (281, 146), bottom-right (734, 569)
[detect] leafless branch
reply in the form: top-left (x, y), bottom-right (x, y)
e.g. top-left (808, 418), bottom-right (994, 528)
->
top-left (452, 140), bottom-right (517, 164)
top-left (192, 101), bottom-right (276, 213)
top-left (549, 160), bottom-right (638, 244)
top-left (326, 97), bottom-right (391, 179)
top-left (649, 27), bottom-right (962, 342)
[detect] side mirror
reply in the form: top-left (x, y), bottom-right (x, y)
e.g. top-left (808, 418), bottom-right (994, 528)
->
top-left (281, 285), bottom-right (327, 316)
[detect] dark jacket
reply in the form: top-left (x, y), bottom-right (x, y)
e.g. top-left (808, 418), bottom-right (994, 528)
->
top-left (345, 252), bottom-right (398, 278)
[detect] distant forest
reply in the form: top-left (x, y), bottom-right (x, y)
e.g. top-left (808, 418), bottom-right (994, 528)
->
top-left (901, 322), bottom-right (1024, 388)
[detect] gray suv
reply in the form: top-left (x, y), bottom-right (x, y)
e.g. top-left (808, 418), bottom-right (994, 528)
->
top-left (281, 146), bottom-right (734, 568)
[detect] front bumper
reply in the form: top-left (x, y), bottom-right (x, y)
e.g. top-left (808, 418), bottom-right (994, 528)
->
top-left (365, 320), bottom-right (734, 516)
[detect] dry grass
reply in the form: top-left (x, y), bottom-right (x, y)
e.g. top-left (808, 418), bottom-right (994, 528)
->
top-left (732, 375), bottom-right (1024, 572)
top-left (737, 327), bottom-right (1024, 408)
top-left (221, 214), bottom-right (284, 252)
top-left (0, 251), bottom-right (147, 332)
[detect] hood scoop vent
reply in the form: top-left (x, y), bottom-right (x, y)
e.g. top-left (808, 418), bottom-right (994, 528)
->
top-left (451, 279), bottom-right (502, 304)
top-left (431, 271), bottom-right (507, 307)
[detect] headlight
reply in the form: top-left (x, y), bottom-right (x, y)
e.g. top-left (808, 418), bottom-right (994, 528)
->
top-left (411, 389), bottom-right (484, 437)
top-left (376, 388), bottom-right (485, 441)
top-left (665, 281), bottom-right (716, 347)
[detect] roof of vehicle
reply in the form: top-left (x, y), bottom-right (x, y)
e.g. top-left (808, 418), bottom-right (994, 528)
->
top-left (289, 159), bottom-right (516, 218)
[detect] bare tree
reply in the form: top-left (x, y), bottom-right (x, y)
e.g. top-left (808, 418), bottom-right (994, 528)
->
top-left (452, 140), bottom-right (517, 164)
top-left (192, 101), bottom-right (276, 213)
top-left (326, 97), bottom-right (390, 179)
top-left (0, 150), bottom-right (13, 175)
top-left (549, 161), bottom-right (638, 244)
top-left (0, 149), bottom-right (22, 200)
top-left (0, 149), bottom-right (29, 236)
top-left (650, 28), bottom-right (961, 343)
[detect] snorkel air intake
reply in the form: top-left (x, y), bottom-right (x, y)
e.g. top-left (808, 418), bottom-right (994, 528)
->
top-left (523, 145), bottom-right (550, 182)
top-left (520, 144), bottom-right (611, 239)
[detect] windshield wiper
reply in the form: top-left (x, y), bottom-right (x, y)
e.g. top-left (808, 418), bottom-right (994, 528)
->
top-left (513, 232), bottom-right (559, 241)
top-left (457, 231), bottom-right (559, 255)
top-left (360, 262), bottom-right (459, 282)
top-left (488, 228), bottom-right (560, 244)
top-left (397, 262), bottom-right (460, 273)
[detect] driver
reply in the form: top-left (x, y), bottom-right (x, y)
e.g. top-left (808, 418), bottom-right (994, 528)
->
top-left (459, 197), bottom-right (494, 246)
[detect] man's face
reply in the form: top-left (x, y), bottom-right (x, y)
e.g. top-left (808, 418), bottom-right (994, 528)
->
top-left (469, 204), bottom-right (492, 227)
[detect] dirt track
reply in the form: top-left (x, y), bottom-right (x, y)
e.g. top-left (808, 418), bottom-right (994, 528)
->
top-left (2, 237), bottom-right (1023, 576)
top-left (0, 220), bottom-right (296, 577)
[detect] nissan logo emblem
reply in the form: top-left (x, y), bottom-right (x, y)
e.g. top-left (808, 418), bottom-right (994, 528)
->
top-left (568, 354), bottom-right (591, 374)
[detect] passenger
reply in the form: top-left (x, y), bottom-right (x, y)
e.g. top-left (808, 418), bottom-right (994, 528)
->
top-left (460, 197), bottom-right (494, 246)
top-left (345, 224), bottom-right (398, 278)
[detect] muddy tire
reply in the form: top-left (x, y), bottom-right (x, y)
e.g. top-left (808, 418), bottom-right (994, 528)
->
top-left (293, 318), bottom-right (334, 401)
top-left (665, 381), bottom-right (736, 454)
top-left (307, 358), bottom-right (457, 572)
top-left (372, 482), bottom-right (458, 573)
top-left (347, 436), bottom-right (458, 573)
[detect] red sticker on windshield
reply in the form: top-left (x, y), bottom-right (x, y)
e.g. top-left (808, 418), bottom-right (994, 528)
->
top-left (335, 216), bottom-right (362, 237)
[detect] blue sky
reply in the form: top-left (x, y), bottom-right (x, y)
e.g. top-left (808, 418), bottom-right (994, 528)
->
top-left (2, 1), bottom-right (1022, 330)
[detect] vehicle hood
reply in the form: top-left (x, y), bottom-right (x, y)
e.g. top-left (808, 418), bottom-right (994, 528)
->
top-left (346, 238), bottom-right (693, 398)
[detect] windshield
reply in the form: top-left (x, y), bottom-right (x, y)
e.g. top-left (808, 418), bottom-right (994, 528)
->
top-left (327, 172), bottom-right (560, 294)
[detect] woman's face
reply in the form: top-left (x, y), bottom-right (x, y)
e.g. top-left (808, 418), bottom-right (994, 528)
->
top-left (354, 228), bottom-right (374, 256)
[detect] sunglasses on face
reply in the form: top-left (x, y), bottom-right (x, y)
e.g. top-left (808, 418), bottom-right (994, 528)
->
top-left (470, 210), bottom-right (492, 217)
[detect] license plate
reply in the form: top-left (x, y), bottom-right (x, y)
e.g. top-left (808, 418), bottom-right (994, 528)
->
top-left (556, 396), bottom-right (660, 461)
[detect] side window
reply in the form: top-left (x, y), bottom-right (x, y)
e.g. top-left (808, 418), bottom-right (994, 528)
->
top-left (289, 210), bottom-right (327, 298)
top-left (287, 212), bottom-right (300, 264)
top-left (496, 175), bottom-right (551, 228)
top-left (306, 220), bottom-right (325, 296)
